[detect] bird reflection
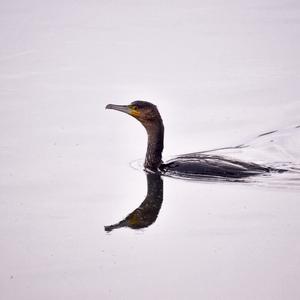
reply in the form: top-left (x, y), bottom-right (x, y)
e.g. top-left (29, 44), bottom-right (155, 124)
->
top-left (105, 173), bottom-right (163, 232)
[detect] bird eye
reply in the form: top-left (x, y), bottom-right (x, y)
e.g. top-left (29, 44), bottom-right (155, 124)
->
top-left (131, 105), bottom-right (138, 110)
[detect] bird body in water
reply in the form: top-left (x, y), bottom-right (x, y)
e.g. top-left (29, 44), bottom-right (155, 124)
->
top-left (106, 101), bottom-right (283, 179)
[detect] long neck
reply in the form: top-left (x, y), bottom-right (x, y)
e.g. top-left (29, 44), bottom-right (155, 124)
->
top-left (144, 119), bottom-right (164, 171)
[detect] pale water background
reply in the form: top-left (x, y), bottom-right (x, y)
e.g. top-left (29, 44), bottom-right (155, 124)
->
top-left (1, 0), bottom-right (300, 299)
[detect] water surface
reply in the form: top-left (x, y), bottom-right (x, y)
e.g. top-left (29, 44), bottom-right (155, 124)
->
top-left (1, 0), bottom-right (300, 299)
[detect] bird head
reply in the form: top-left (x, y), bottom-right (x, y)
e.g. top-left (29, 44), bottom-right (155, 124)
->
top-left (105, 101), bottom-right (161, 126)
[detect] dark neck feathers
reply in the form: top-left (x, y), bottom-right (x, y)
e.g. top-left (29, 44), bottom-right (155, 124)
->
top-left (143, 118), bottom-right (164, 171)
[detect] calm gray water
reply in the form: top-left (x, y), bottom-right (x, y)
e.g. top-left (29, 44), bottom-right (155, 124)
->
top-left (1, 1), bottom-right (300, 299)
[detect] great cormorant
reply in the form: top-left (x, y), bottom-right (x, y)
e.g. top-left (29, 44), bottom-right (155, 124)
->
top-left (106, 101), bottom-right (283, 179)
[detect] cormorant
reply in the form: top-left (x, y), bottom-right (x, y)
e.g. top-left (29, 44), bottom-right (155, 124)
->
top-left (106, 101), bottom-right (283, 179)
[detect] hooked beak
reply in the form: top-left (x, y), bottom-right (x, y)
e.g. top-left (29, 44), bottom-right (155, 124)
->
top-left (105, 104), bottom-right (131, 115)
top-left (106, 103), bottom-right (141, 118)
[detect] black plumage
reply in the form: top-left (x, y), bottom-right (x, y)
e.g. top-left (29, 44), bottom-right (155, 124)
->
top-left (106, 101), bottom-right (284, 179)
